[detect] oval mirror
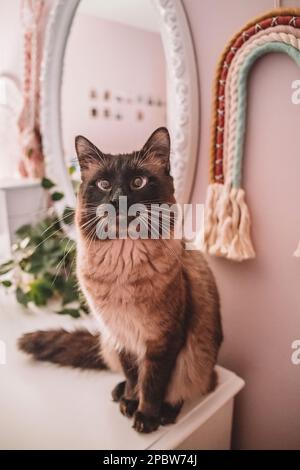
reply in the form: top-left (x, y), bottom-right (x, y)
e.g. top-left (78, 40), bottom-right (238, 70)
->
top-left (40, 0), bottom-right (199, 212)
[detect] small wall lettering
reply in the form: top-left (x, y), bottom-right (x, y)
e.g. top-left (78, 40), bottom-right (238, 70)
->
top-left (291, 339), bottom-right (300, 365)
top-left (291, 80), bottom-right (300, 104)
top-left (90, 107), bottom-right (98, 117)
top-left (103, 90), bottom-right (110, 101)
top-left (87, 89), bottom-right (165, 122)
top-left (137, 110), bottom-right (144, 121)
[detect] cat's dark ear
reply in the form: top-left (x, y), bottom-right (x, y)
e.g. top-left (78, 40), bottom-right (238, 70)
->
top-left (75, 135), bottom-right (103, 177)
top-left (141, 127), bottom-right (171, 172)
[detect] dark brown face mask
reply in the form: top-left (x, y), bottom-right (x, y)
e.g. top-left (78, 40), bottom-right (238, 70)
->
top-left (75, 127), bottom-right (176, 238)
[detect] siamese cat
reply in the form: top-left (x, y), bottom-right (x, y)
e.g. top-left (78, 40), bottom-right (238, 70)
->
top-left (19, 127), bottom-right (223, 433)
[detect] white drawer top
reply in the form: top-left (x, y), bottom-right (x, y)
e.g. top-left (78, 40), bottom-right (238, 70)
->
top-left (0, 177), bottom-right (41, 190)
top-left (0, 292), bottom-right (244, 450)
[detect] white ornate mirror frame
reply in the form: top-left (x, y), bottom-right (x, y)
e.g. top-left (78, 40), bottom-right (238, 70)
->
top-left (40, 0), bottom-right (199, 211)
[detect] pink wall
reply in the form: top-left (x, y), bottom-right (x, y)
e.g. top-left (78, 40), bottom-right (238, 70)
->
top-left (0, 0), bottom-right (22, 79)
top-left (0, 0), bottom-right (21, 179)
top-left (184, 0), bottom-right (300, 449)
top-left (2, 0), bottom-right (300, 450)
top-left (62, 13), bottom-right (166, 163)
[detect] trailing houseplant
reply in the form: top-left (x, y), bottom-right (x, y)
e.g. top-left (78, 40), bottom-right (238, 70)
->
top-left (0, 177), bottom-right (88, 318)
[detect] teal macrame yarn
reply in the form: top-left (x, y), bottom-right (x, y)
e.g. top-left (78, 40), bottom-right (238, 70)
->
top-left (233, 42), bottom-right (300, 188)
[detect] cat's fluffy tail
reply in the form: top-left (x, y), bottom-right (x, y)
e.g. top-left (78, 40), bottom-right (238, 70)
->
top-left (18, 329), bottom-right (108, 370)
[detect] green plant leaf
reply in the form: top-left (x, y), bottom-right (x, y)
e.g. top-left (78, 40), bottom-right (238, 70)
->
top-left (41, 177), bottom-right (55, 189)
top-left (28, 279), bottom-right (53, 306)
top-left (19, 257), bottom-right (31, 272)
top-left (42, 239), bottom-right (57, 252)
top-left (56, 308), bottom-right (81, 318)
top-left (62, 206), bottom-right (75, 225)
top-left (16, 287), bottom-right (30, 306)
top-left (0, 260), bottom-right (14, 276)
top-left (46, 272), bottom-right (70, 288)
top-left (51, 192), bottom-right (64, 201)
top-left (61, 278), bottom-right (78, 305)
top-left (4, 207), bottom-right (81, 314)
top-left (38, 217), bottom-right (62, 240)
top-left (27, 259), bottom-right (45, 275)
top-left (15, 224), bottom-right (33, 240)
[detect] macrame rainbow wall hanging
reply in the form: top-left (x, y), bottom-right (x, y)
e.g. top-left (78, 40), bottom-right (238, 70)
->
top-left (203, 8), bottom-right (300, 261)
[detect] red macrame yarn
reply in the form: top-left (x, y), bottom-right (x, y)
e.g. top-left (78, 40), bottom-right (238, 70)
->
top-left (18, 0), bottom-right (45, 179)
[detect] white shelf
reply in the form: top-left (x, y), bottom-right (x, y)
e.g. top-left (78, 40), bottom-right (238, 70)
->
top-left (0, 177), bottom-right (41, 190)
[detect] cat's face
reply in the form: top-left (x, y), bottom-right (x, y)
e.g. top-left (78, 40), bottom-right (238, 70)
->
top-left (75, 127), bottom-right (175, 240)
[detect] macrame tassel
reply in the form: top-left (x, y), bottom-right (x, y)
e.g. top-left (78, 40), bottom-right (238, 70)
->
top-left (236, 189), bottom-right (256, 258)
top-left (293, 240), bottom-right (300, 257)
top-left (209, 184), bottom-right (233, 256)
top-left (227, 188), bottom-right (255, 261)
top-left (202, 183), bottom-right (256, 261)
top-left (202, 183), bottom-right (223, 252)
top-left (18, 0), bottom-right (45, 178)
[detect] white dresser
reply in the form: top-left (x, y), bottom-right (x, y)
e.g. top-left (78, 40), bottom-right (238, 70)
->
top-left (0, 293), bottom-right (244, 450)
top-left (0, 178), bottom-right (46, 259)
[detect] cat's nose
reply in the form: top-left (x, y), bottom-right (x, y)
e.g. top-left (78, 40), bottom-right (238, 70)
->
top-left (110, 189), bottom-right (123, 212)
top-left (110, 199), bottom-right (119, 212)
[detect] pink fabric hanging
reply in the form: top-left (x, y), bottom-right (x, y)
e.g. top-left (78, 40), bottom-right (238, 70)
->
top-left (18, 0), bottom-right (45, 179)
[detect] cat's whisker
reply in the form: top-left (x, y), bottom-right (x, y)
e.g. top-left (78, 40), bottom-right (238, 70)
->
top-left (31, 227), bottom-right (67, 254)
top-left (94, 217), bottom-right (109, 243)
top-left (142, 208), bottom-right (175, 218)
top-left (79, 215), bottom-right (99, 231)
top-left (62, 239), bottom-right (74, 278)
top-left (68, 250), bottom-right (77, 281)
top-left (138, 215), bottom-right (175, 234)
top-left (39, 212), bottom-right (73, 238)
top-left (51, 239), bottom-right (76, 287)
top-left (140, 210), bottom-right (177, 231)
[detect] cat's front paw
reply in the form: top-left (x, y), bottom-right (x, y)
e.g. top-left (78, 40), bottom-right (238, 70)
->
top-left (119, 397), bottom-right (138, 417)
top-left (160, 401), bottom-right (183, 425)
top-left (133, 411), bottom-right (160, 433)
top-left (111, 381), bottom-right (126, 402)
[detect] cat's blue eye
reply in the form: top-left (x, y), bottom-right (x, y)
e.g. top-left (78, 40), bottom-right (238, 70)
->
top-left (97, 179), bottom-right (111, 191)
top-left (130, 176), bottom-right (148, 190)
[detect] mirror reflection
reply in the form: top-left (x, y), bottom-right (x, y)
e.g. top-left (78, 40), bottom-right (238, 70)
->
top-left (61, 0), bottom-right (167, 184)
